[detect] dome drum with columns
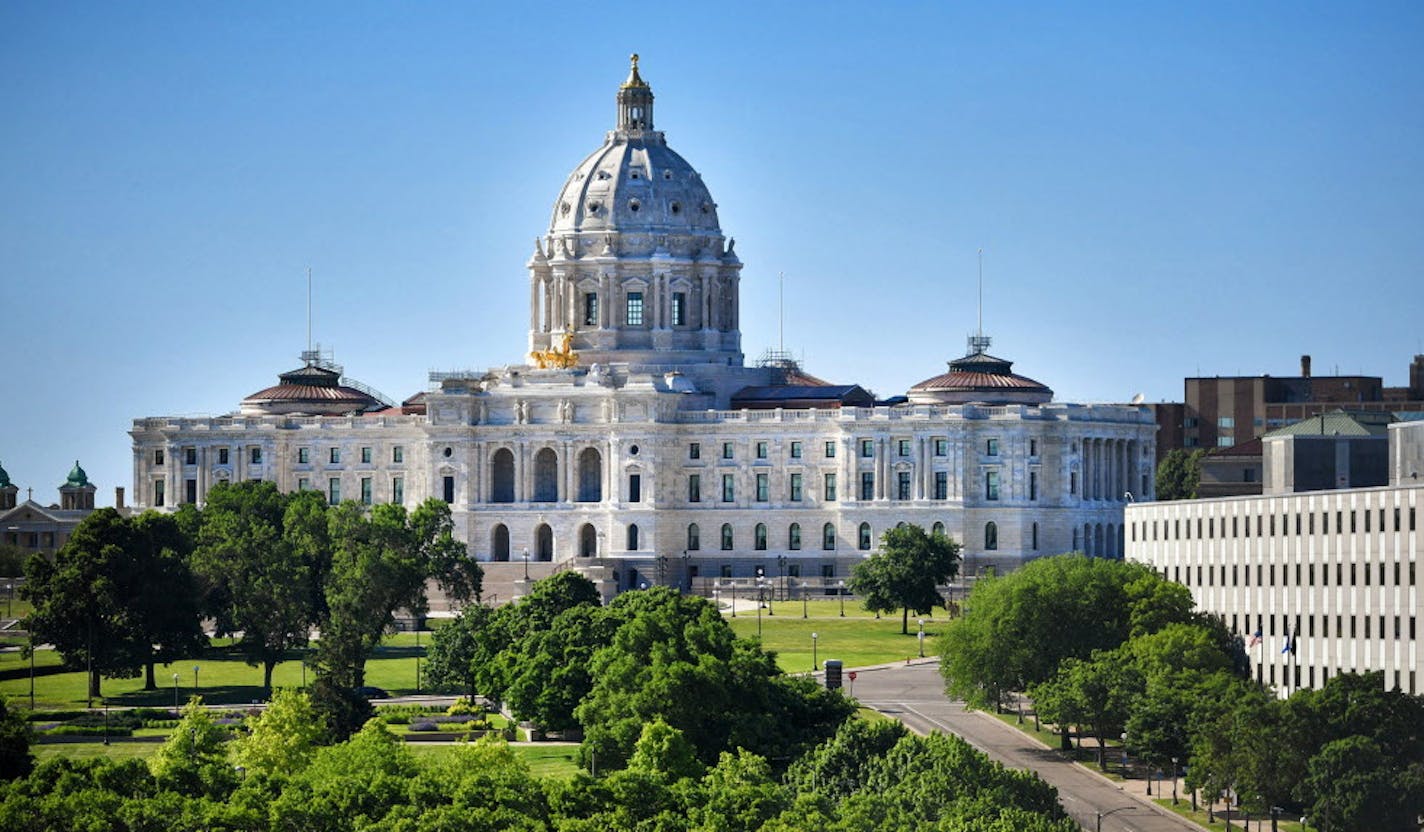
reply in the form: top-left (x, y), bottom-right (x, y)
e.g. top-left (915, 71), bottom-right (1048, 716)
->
top-left (129, 57), bottom-right (1158, 605)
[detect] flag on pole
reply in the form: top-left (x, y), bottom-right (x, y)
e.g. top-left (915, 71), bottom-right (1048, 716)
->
top-left (1247, 629), bottom-right (1262, 648)
top-left (1281, 628), bottom-right (1295, 654)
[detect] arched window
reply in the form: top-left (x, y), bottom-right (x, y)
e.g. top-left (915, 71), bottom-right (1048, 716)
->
top-left (822, 523), bottom-right (836, 551)
top-left (1106, 523), bottom-right (1117, 558)
top-left (858, 522), bottom-right (872, 551)
top-left (985, 522), bottom-right (998, 551)
top-left (1094, 523), bottom-right (1104, 557)
top-left (687, 523), bottom-right (701, 551)
top-left (788, 523), bottom-right (802, 551)
top-left (627, 523), bottom-right (640, 551)
top-left (577, 447), bottom-right (602, 502)
top-left (754, 523), bottom-right (767, 551)
top-left (721, 523), bottom-right (734, 551)
top-left (579, 524), bottom-right (597, 557)
top-left (931, 521), bottom-right (945, 537)
top-left (535, 523), bottom-right (553, 561)
top-left (533, 448), bottom-right (558, 502)
top-left (491, 524), bottom-right (510, 561)
top-left (491, 449), bottom-right (515, 503)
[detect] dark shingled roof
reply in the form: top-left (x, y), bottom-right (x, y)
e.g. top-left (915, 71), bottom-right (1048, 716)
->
top-left (731, 384), bottom-right (875, 410)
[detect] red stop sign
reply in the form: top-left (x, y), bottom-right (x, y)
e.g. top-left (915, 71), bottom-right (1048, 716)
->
top-left (848, 671), bottom-right (857, 681)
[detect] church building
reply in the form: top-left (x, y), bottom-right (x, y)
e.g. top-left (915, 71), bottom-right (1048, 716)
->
top-left (130, 57), bottom-right (1155, 602)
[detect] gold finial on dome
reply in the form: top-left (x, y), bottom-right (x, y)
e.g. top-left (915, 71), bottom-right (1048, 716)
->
top-left (621, 53), bottom-right (648, 89)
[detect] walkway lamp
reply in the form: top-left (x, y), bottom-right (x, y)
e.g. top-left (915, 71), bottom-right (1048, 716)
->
top-left (811, 632), bottom-right (819, 670)
top-left (522, 547), bottom-right (530, 580)
top-left (756, 579), bottom-right (766, 638)
top-left (713, 581), bottom-right (721, 613)
top-left (194, 665), bottom-right (200, 700)
top-left (917, 618), bottom-right (926, 658)
top-left (730, 580), bottom-right (736, 617)
top-left (1172, 756), bottom-right (1179, 804)
top-left (172, 673), bottom-right (180, 710)
top-left (1096, 806), bottom-right (1136, 832)
top-left (801, 581), bottom-right (808, 619)
top-left (837, 580), bottom-right (845, 617)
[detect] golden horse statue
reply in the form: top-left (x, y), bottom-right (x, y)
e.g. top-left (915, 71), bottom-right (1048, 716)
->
top-left (531, 331), bottom-right (579, 369)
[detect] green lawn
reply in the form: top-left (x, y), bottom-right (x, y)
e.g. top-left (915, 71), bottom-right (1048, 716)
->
top-left (1, 634), bottom-right (434, 710)
top-left (725, 603), bottom-right (941, 673)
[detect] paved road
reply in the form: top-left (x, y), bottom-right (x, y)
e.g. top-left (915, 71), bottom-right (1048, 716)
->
top-left (852, 661), bottom-right (1203, 832)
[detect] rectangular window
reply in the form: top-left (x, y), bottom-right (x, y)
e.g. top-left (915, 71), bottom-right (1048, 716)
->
top-left (185, 479), bottom-right (197, 504)
top-left (789, 473), bottom-right (803, 501)
top-left (986, 438), bottom-right (999, 456)
top-left (688, 474), bottom-right (701, 503)
top-left (328, 478), bottom-right (341, 505)
top-left (392, 476), bottom-right (404, 504)
top-left (722, 442), bottom-right (734, 460)
top-left (153, 480), bottom-right (165, 506)
top-left (756, 441), bottom-right (768, 459)
top-left (860, 439), bottom-right (874, 458)
top-left (154, 449), bottom-right (165, 466)
top-left (934, 438), bottom-right (948, 456)
top-left (1032, 523), bottom-right (1039, 550)
top-left (790, 441), bottom-right (802, 459)
top-left (755, 473), bottom-right (768, 502)
top-left (1217, 436), bottom-right (1235, 448)
top-left (722, 474), bottom-right (735, 503)
top-left (584, 293), bottom-right (599, 326)
top-left (361, 447), bottom-right (372, 464)
top-left (298, 477), bottom-right (311, 491)
top-left (1218, 416), bottom-right (1235, 429)
top-left (860, 472), bottom-right (874, 500)
top-left (934, 471), bottom-right (948, 500)
top-left (824, 441), bottom-right (836, 458)
top-left (1029, 471), bottom-right (1038, 501)
top-left (898, 439), bottom-right (911, 457)
top-left (985, 470), bottom-right (1000, 501)
top-left (392, 446), bottom-right (403, 464)
top-left (1030, 439), bottom-right (1038, 457)
top-left (330, 448), bottom-right (341, 464)
top-left (250, 447), bottom-right (262, 464)
top-left (824, 473), bottom-right (837, 501)
top-left (897, 471), bottom-right (911, 500)
top-left (629, 474), bottom-right (642, 503)
top-left (626, 291), bottom-right (644, 325)
top-left (184, 448), bottom-right (197, 466)
top-left (689, 442), bottom-right (701, 460)
top-left (362, 477), bottom-right (374, 506)
top-left (298, 447), bottom-right (310, 464)
top-left (671, 291), bottom-right (686, 326)
top-left (218, 448), bottom-right (229, 465)
top-left (1070, 471), bottom-right (1077, 495)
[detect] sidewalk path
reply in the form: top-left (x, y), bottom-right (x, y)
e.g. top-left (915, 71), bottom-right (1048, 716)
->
top-left (853, 661), bottom-right (1205, 832)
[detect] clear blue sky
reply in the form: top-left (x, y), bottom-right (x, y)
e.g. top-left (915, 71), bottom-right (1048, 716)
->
top-left (3, 2), bottom-right (1422, 504)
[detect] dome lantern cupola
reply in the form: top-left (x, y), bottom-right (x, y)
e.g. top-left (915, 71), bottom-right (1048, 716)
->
top-left (59, 460), bottom-right (96, 510)
top-left (617, 53), bottom-right (654, 133)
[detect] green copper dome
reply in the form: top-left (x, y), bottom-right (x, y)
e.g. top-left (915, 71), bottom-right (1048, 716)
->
top-left (0, 461), bottom-right (10, 489)
top-left (64, 460), bottom-right (89, 488)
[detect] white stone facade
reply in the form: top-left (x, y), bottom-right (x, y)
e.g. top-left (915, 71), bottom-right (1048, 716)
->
top-left (1125, 484), bottom-right (1423, 696)
top-left (129, 57), bottom-right (1156, 598)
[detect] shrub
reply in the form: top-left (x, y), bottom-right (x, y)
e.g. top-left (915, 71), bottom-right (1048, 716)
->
top-left (409, 721), bottom-right (438, 732)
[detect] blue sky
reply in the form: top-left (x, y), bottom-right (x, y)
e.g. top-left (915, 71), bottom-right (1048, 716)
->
top-left (3, 2), bottom-right (1422, 504)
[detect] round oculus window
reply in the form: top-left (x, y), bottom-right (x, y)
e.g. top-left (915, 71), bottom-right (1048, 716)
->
top-left (443, 447), bottom-right (453, 458)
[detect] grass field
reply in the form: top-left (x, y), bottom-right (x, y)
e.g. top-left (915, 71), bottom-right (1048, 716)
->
top-left (724, 599), bottom-right (942, 673)
top-left (0, 634), bottom-right (432, 709)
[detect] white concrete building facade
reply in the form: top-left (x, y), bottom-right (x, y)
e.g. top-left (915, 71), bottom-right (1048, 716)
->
top-left (131, 57), bottom-right (1156, 599)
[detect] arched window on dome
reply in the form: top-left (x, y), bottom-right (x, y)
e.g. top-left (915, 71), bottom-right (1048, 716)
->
top-left (985, 522), bottom-right (998, 551)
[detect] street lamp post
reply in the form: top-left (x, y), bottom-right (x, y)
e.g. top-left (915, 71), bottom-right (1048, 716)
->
top-left (102, 698), bottom-right (109, 746)
top-left (4, 582), bottom-right (10, 618)
top-left (681, 549), bottom-right (691, 593)
top-left (1172, 756), bottom-right (1179, 805)
top-left (811, 632), bottom-right (819, 670)
top-left (522, 547), bottom-right (530, 581)
top-left (173, 673), bottom-right (180, 709)
top-left (756, 579), bottom-right (766, 638)
top-left (415, 624), bottom-right (421, 694)
top-left (837, 580), bottom-right (845, 617)
top-left (194, 665), bottom-right (200, 701)
top-left (917, 618), bottom-right (925, 658)
top-left (730, 581), bottom-right (737, 617)
top-left (1120, 732), bottom-right (1129, 775)
top-left (776, 555), bottom-right (787, 601)
top-left (1096, 806), bottom-right (1136, 832)
top-left (713, 581), bottom-right (721, 614)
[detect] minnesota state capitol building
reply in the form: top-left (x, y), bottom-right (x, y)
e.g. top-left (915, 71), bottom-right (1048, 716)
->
top-left (130, 57), bottom-right (1156, 601)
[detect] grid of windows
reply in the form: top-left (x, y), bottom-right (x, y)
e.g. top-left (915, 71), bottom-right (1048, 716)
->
top-left (671, 292), bottom-right (686, 326)
top-left (626, 291), bottom-right (644, 325)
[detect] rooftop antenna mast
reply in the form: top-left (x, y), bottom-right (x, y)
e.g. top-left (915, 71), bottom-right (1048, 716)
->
top-left (968, 249), bottom-right (992, 355)
top-left (779, 271), bottom-right (785, 354)
top-left (307, 266), bottom-right (313, 355)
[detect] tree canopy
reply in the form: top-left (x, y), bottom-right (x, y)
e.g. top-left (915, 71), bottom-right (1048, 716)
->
top-left (1155, 449), bottom-right (1204, 501)
top-left (848, 524), bottom-right (959, 634)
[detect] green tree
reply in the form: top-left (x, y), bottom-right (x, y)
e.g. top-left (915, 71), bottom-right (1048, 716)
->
top-left (23, 509), bottom-right (205, 698)
top-left (627, 718), bottom-right (704, 782)
top-left (1302, 736), bottom-right (1424, 832)
top-left (0, 700), bottom-right (32, 780)
top-left (190, 481), bottom-right (316, 690)
top-left (1030, 650), bottom-right (1141, 769)
top-left (939, 555), bottom-right (1193, 710)
top-left (423, 603), bottom-right (493, 698)
top-left (314, 499), bottom-right (475, 688)
top-left (1155, 449), bottom-right (1204, 501)
top-left (230, 687), bottom-right (324, 778)
top-left (150, 698), bottom-right (236, 798)
top-left (268, 718), bottom-right (417, 830)
top-left (848, 524), bottom-right (959, 634)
